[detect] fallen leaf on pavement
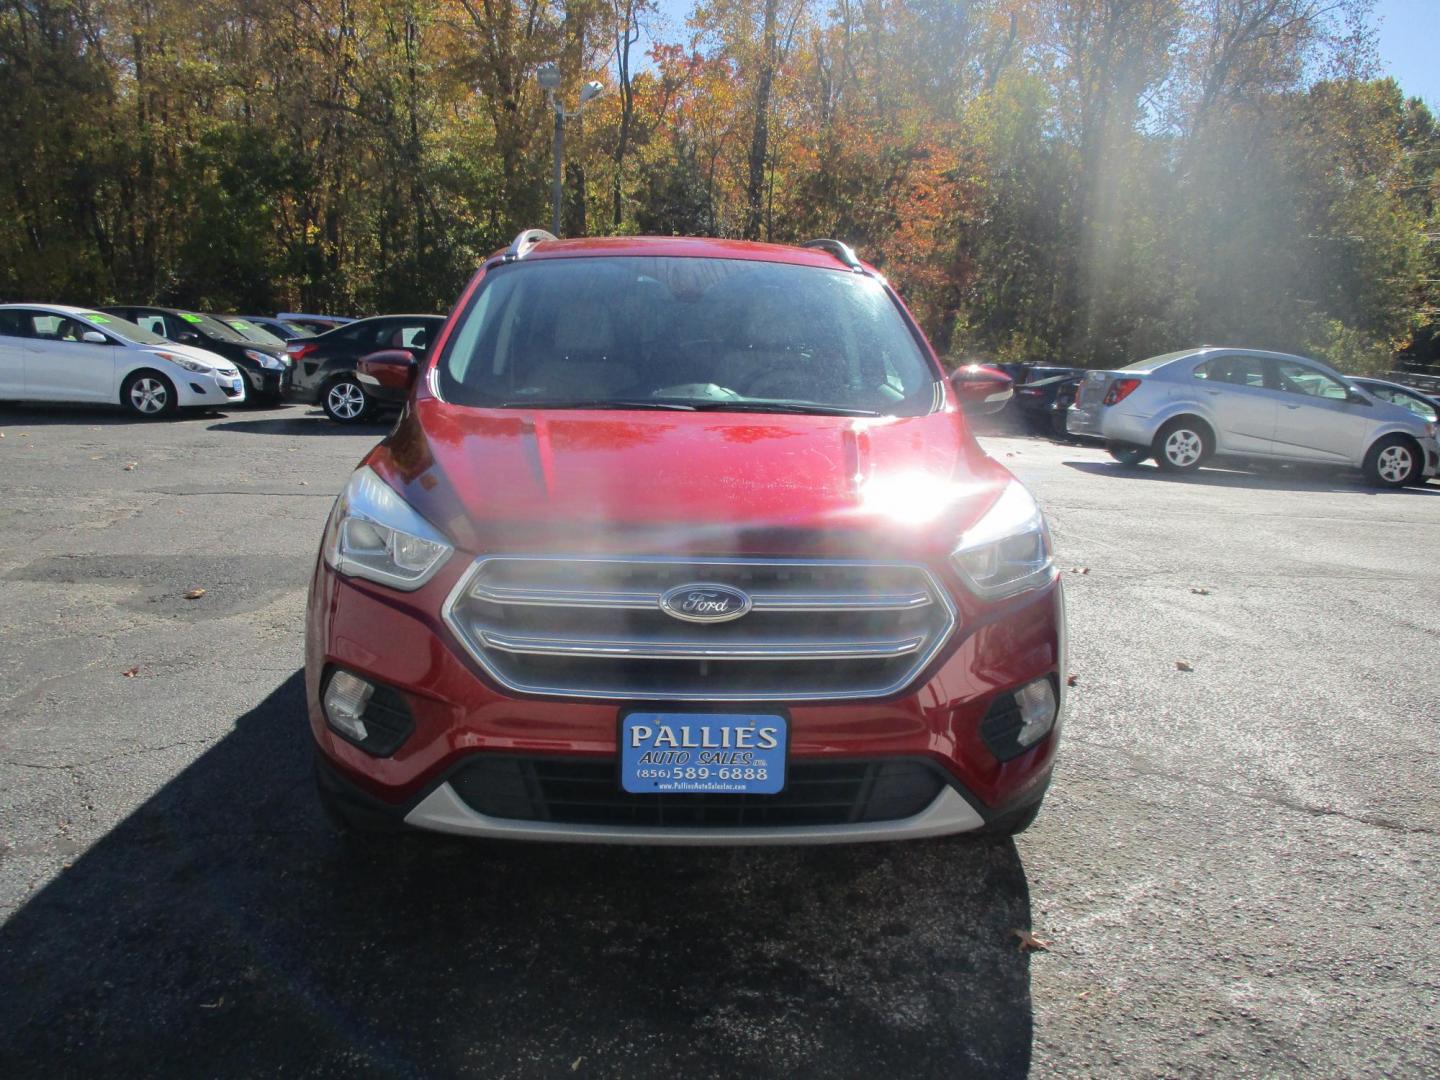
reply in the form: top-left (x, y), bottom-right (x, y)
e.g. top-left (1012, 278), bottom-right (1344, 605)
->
top-left (1190, 587), bottom-right (1210, 595)
top-left (184, 588), bottom-right (207, 600)
top-left (571, 1058), bottom-right (583, 1072)
top-left (123, 462), bottom-right (137, 471)
top-left (122, 666), bottom-right (141, 678)
top-left (199, 997), bottom-right (224, 1009)
top-left (1080, 567), bottom-right (1090, 575)
top-left (1175, 660), bottom-right (1194, 672)
top-left (1012, 928), bottom-right (1050, 952)
top-left (1066, 674), bottom-right (1078, 687)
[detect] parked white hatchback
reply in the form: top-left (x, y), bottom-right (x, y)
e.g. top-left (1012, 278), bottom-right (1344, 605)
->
top-left (0, 304), bottom-right (245, 417)
top-left (1067, 347), bottom-right (1439, 487)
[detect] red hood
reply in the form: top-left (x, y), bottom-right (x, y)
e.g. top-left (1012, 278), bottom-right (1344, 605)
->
top-left (371, 400), bottom-right (1011, 559)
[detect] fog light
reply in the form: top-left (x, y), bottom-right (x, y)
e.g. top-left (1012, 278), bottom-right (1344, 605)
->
top-left (979, 677), bottom-right (1058, 762)
top-left (1014, 678), bottom-right (1057, 748)
top-left (324, 670), bottom-right (374, 742)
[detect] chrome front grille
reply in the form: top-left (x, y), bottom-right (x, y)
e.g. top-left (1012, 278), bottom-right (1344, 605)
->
top-left (442, 556), bottom-right (958, 701)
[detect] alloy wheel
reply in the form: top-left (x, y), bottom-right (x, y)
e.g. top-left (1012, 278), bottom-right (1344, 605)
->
top-left (1376, 444), bottom-right (1413, 484)
top-left (326, 381), bottom-right (366, 420)
top-left (1164, 429), bottom-right (1203, 468)
top-left (130, 378), bottom-right (168, 415)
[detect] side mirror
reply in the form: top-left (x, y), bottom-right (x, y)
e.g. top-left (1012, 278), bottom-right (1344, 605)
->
top-left (950, 364), bottom-right (1014, 416)
top-left (356, 348), bottom-right (417, 401)
top-left (81, 331), bottom-right (109, 345)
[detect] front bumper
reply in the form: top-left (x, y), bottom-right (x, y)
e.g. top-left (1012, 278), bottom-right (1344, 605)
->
top-left (176, 372), bottom-right (246, 408)
top-left (1421, 437), bottom-right (1439, 478)
top-left (306, 560), bottom-right (1064, 844)
top-left (239, 363), bottom-right (287, 399)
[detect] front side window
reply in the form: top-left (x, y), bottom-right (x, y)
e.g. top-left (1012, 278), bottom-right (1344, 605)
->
top-left (438, 257), bottom-right (938, 416)
top-left (1272, 360), bottom-right (1348, 400)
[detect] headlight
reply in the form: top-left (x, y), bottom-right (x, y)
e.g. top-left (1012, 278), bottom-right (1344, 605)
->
top-left (322, 466), bottom-right (452, 590)
top-left (155, 352), bottom-right (213, 374)
top-left (951, 482), bottom-right (1055, 598)
top-left (244, 348), bottom-right (284, 370)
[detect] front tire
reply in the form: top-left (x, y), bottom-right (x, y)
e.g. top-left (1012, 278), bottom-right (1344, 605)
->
top-left (1363, 435), bottom-right (1421, 488)
top-left (983, 800), bottom-right (1043, 836)
top-left (1108, 443), bottom-right (1148, 466)
top-left (1153, 418), bottom-right (1209, 472)
top-left (121, 370), bottom-right (178, 419)
top-left (321, 375), bottom-right (373, 424)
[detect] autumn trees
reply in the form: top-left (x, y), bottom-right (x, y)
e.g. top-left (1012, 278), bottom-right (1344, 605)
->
top-left (0, 0), bottom-right (1435, 372)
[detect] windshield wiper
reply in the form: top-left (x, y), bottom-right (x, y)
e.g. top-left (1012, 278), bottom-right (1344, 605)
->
top-left (687, 401), bottom-right (881, 417)
top-left (493, 399), bottom-right (697, 411)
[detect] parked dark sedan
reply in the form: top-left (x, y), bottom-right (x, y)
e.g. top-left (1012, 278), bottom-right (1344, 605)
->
top-left (277, 312), bottom-right (356, 335)
top-left (101, 306), bottom-right (290, 403)
top-left (1013, 366), bottom-right (1086, 437)
top-left (286, 314), bottom-right (445, 422)
top-left (226, 315), bottom-right (316, 343)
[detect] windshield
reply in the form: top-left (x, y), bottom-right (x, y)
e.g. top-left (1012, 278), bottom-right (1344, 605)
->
top-left (79, 311), bottom-right (168, 346)
top-left (218, 317), bottom-right (285, 346)
top-left (280, 321), bottom-right (315, 337)
top-left (437, 257), bottom-right (939, 416)
top-left (175, 311), bottom-right (245, 342)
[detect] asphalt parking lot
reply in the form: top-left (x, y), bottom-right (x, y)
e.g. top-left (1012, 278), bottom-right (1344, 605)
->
top-left (1, 402), bottom-right (1437, 1078)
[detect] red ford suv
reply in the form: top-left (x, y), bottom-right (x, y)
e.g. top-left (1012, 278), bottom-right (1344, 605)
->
top-left (307, 232), bottom-right (1065, 844)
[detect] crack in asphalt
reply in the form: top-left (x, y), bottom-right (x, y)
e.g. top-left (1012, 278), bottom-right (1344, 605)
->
top-left (2, 738), bottom-right (216, 772)
top-left (1066, 736), bottom-right (1440, 838)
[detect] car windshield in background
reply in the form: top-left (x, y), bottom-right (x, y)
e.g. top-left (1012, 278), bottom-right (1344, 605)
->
top-left (438, 257), bottom-right (938, 416)
top-left (280, 321), bottom-right (315, 337)
top-left (80, 311), bottom-right (168, 346)
top-left (179, 312), bottom-right (246, 342)
top-left (220, 318), bottom-right (285, 347)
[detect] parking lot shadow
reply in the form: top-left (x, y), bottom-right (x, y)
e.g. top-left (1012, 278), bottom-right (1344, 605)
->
top-left (1063, 458), bottom-right (1440, 495)
top-left (209, 415), bottom-right (390, 436)
top-left (0, 674), bottom-right (1035, 1078)
top-left (0, 403), bottom-right (237, 427)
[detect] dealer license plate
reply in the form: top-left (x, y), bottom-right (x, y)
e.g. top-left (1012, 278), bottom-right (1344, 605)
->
top-left (620, 713), bottom-right (787, 795)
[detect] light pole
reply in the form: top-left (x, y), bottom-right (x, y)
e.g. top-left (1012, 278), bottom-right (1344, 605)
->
top-left (537, 63), bottom-right (604, 236)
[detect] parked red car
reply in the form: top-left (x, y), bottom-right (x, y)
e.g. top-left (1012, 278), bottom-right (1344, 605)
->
top-left (307, 232), bottom-right (1065, 843)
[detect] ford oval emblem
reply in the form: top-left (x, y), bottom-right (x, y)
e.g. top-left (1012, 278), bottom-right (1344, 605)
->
top-left (659, 583), bottom-right (753, 624)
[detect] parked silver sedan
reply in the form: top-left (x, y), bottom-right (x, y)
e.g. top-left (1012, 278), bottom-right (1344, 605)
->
top-left (1066, 348), bottom-right (1439, 487)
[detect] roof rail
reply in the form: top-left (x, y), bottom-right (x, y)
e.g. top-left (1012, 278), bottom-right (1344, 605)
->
top-left (802, 238), bottom-right (865, 273)
top-left (504, 228), bottom-right (558, 262)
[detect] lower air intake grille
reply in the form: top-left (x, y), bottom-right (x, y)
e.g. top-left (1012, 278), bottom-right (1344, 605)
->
top-left (449, 757), bottom-right (948, 828)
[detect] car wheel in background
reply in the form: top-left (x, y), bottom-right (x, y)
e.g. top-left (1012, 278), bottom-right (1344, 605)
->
top-left (1108, 443), bottom-right (1149, 466)
top-left (1362, 435), bottom-right (1420, 488)
top-left (1153, 418), bottom-right (1209, 472)
top-left (321, 376), bottom-right (373, 423)
top-left (120, 370), bottom-right (178, 419)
